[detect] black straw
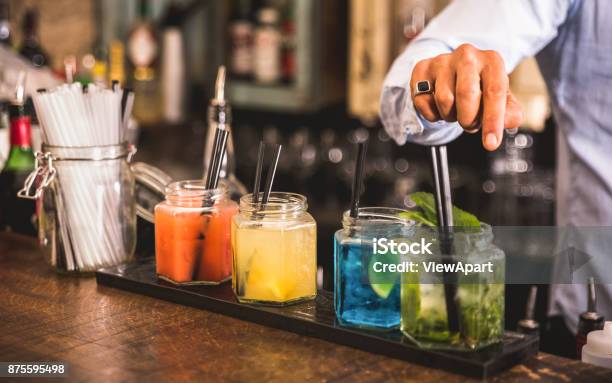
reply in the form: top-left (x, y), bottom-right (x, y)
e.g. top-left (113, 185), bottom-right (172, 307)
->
top-left (430, 145), bottom-right (461, 333)
top-left (252, 141), bottom-right (266, 204)
top-left (261, 144), bottom-right (282, 206)
top-left (205, 128), bottom-right (223, 189)
top-left (210, 129), bottom-right (229, 189)
top-left (430, 146), bottom-right (453, 227)
top-left (350, 141), bottom-right (368, 219)
top-left (121, 89), bottom-right (129, 120)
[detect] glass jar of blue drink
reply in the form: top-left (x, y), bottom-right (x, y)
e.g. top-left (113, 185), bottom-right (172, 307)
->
top-left (334, 207), bottom-right (414, 330)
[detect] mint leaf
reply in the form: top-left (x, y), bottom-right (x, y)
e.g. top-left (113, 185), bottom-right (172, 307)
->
top-left (403, 192), bottom-right (481, 228)
top-left (452, 204), bottom-right (480, 228)
top-left (409, 192), bottom-right (438, 224)
top-left (400, 210), bottom-right (437, 227)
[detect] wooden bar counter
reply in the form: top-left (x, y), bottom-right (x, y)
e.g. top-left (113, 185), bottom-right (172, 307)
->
top-left (1, 232), bottom-right (611, 382)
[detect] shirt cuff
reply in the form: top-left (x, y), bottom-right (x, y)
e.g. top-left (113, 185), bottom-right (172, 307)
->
top-left (380, 82), bottom-right (463, 146)
top-left (380, 39), bottom-right (463, 146)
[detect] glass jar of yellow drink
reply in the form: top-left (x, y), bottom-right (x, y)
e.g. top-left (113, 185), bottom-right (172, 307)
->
top-left (231, 192), bottom-right (317, 305)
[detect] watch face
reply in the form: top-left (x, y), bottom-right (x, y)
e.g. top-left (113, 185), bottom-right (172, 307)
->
top-left (128, 27), bottom-right (158, 68)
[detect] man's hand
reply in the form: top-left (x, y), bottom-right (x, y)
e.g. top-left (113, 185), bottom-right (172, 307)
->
top-left (410, 44), bottom-right (523, 151)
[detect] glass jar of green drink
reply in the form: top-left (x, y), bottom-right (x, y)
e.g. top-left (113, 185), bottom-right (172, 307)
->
top-left (401, 224), bottom-right (505, 350)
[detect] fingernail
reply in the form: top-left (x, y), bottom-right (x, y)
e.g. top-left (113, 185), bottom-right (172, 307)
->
top-left (485, 133), bottom-right (498, 149)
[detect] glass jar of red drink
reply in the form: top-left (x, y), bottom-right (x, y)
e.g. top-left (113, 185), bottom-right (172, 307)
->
top-left (155, 180), bottom-right (238, 284)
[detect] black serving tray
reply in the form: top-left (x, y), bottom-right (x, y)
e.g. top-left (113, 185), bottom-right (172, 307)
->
top-left (96, 259), bottom-right (538, 379)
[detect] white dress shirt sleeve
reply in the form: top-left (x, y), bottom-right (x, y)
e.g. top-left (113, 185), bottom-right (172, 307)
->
top-left (380, 0), bottom-right (576, 146)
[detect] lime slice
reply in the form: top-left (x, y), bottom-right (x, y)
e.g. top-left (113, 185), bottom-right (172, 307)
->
top-left (367, 251), bottom-right (400, 299)
top-left (370, 281), bottom-right (395, 299)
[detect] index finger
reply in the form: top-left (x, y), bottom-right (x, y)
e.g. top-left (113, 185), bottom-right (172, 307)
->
top-left (480, 51), bottom-right (508, 151)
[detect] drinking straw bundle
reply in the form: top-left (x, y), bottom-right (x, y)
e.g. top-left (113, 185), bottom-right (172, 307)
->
top-left (33, 82), bottom-right (133, 146)
top-left (32, 82), bottom-right (135, 271)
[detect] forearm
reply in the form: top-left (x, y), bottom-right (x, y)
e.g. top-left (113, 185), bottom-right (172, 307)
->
top-left (380, 0), bottom-right (575, 147)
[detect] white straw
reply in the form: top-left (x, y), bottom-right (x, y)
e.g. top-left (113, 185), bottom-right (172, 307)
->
top-left (32, 83), bottom-right (133, 271)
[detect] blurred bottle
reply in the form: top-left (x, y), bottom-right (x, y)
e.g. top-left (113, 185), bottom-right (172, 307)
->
top-left (90, 1), bottom-right (108, 87)
top-left (253, 7), bottom-right (281, 84)
top-left (78, 53), bottom-right (98, 84)
top-left (128, 0), bottom-right (161, 125)
top-left (229, 0), bottom-right (254, 80)
top-left (91, 38), bottom-right (108, 87)
top-left (108, 40), bottom-right (126, 86)
top-left (582, 322), bottom-right (612, 369)
top-left (0, 78), bottom-right (36, 235)
top-left (18, 8), bottom-right (50, 68)
top-left (402, 1), bottom-right (426, 43)
top-left (280, 1), bottom-right (296, 83)
top-left (203, 67), bottom-right (247, 201)
top-left (0, 0), bottom-right (11, 47)
top-left (160, 1), bottom-right (185, 124)
top-left (577, 278), bottom-right (605, 359)
top-left (517, 285), bottom-right (540, 336)
top-left (91, 53), bottom-right (108, 87)
top-left (0, 101), bottom-right (9, 170)
top-left (128, 0), bottom-right (158, 80)
top-left (63, 55), bottom-right (77, 83)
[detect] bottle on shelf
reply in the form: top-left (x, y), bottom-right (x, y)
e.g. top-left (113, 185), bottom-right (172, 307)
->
top-left (582, 321), bottom-right (612, 369)
top-left (78, 53), bottom-right (98, 85)
top-left (228, 0), bottom-right (255, 80)
top-left (128, 0), bottom-right (161, 125)
top-left (18, 8), bottom-right (50, 68)
top-left (108, 40), bottom-right (126, 86)
top-left (128, 0), bottom-right (158, 81)
top-left (0, 101), bottom-right (9, 170)
top-left (63, 55), bottom-right (77, 83)
top-left (91, 49), bottom-right (108, 88)
top-left (253, 6), bottom-right (281, 84)
top-left (160, 1), bottom-right (185, 124)
top-left (280, 0), bottom-right (296, 83)
top-left (91, 1), bottom-right (108, 88)
top-left (0, 74), bottom-right (36, 235)
top-left (0, 0), bottom-right (11, 47)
